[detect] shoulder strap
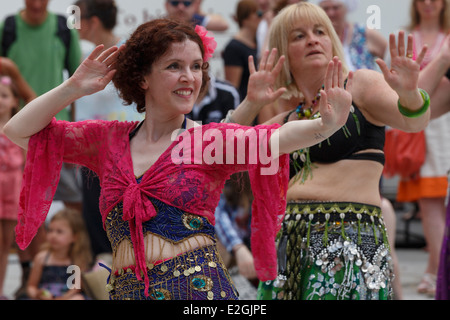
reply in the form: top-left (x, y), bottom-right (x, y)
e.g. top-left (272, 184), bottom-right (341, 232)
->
top-left (1, 15), bottom-right (17, 57)
top-left (55, 14), bottom-right (71, 72)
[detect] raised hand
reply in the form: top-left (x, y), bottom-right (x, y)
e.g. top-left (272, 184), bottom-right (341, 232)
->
top-left (319, 57), bottom-right (353, 129)
top-left (376, 31), bottom-right (427, 95)
top-left (68, 44), bottom-right (123, 96)
top-left (246, 48), bottom-right (287, 108)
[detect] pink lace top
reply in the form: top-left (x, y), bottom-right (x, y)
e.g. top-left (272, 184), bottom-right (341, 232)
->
top-left (16, 118), bottom-right (289, 292)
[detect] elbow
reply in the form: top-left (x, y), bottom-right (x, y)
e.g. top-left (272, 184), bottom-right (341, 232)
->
top-left (3, 120), bottom-right (14, 140)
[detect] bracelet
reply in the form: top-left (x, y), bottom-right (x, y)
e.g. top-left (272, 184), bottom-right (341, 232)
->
top-left (398, 88), bottom-right (430, 118)
top-left (221, 109), bottom-right (236, 123)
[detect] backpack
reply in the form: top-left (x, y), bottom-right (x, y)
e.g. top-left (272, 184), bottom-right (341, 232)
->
top-left (1, 14), bottom-right (72, 71)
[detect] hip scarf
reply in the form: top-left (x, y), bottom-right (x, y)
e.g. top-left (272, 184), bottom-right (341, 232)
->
top-left (107, 244), bottom-right (239, 300)
top-left (258, 201), bottom-right (394, 300)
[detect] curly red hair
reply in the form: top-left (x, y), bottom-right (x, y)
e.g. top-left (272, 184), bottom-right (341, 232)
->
top-left (113, 19), bottom-right (210, 113)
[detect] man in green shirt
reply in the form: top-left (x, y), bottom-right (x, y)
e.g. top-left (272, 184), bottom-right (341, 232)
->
top-left (0, 0), bottom-right (82, 121)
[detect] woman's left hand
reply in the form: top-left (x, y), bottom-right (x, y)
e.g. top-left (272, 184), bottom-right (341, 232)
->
top-left (319, 57), bottom-right (353, 130)
top-left (376, 31), bottom-right (427, 96)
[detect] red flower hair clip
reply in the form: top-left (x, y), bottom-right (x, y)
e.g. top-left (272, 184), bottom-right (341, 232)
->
top-left (195, 25), bottom-right (217, 62)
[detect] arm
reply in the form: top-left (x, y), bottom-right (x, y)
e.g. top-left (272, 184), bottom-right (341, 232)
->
top-left (418, 34), bottom-right (450, 119)
top-left (224, 65), bottom-right (243, 90)
top-left (4, 45), bottom-right (120, 150)
top-left (26, 251), bottom-right (47, 300)
top-left (366, 28), bottom-right (387, 59)
top-left (204, 14), bottom-right (229, 32)
top-left (354, 31), bottom-right (430, 132)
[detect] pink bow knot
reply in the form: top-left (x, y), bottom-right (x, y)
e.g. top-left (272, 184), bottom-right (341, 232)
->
top-left (121, 182), bottom-right (158, 297)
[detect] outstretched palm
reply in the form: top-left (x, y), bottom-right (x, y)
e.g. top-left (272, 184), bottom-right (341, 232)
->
top-left (246, 49), bottom-right (287, 108)
top-left (376, 31), bottom-right (427, 95)
top-left (69, 45), bottom-right (122, 96)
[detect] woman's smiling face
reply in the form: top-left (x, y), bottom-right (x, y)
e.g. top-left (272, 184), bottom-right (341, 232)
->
top-left (141, 40), bottom-right (204, 115)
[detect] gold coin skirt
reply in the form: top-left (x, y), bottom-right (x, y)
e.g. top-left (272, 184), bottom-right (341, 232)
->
top-left (107, 245), bottom-right (239, 300)
top-left (257, 202), bottom-right (394, 300)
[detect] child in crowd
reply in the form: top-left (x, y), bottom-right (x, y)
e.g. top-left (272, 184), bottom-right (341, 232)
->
top-left (0, 76), bottom-right (25, 300)
top-left (26, 208), bottom-right (92, 300)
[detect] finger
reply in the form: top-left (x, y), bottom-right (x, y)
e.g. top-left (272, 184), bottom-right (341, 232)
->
top-left (103, 49), bottom-right (121, 67)
top-left (100, 69), bottom-right (117, 86)
top-left (96, 46), bottom-right (119, 63)
top-left (272, 55), bottom-right (286, 77)
top-left (375, 58), bottom-right (391, 80)
top-left (248, 55), bottom-right (256, 74)
top-left (266, 48), bottom-right (277, 71)
top-left (332, 57), bottom-right (339, 88)
top-left (338, 59), bottom-right (344, 88)
top-left (87, 44), bottom-right (105, 60)
top-left (398, 31), bottom-right (405, 57)
top-left (389, 33), bottom-right (398, 60)
top-left (345, 71), bottom-right (354, 93)
top-left (259, 50), bottom-right (269, 71)
top-left (324, 60), bottom-right (334, 91)
top-left (406, 34), bottom-right (414, 58)
top-left (318, 89), bottom-right (328, 113)
top-left (269, 87), bottom-right (287, 101)
top-left (415, 45), bottom-right (428, 66)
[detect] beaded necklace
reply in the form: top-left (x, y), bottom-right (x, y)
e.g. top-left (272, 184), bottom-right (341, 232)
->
top-left (291, 84), bottom-right (359, 184)
top-left (295, 86), bottom-right (323, 120)
top-left (291, 87), bottom-right (323, 183)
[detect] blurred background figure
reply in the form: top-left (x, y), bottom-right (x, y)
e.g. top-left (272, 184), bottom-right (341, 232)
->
top-left (26, 208), bottom-right (92, 300)
top-left (395, 0), bottom-right (450, 298)
top-left (165, 0), bottom-right (229, 31)
top-left (223, 0), bottom-right (262, 104)
top-left (0, 75), bottom-right (26, 300)
top-left (316, 0), bottom-right (387, 70)
top-left (0, 0), bottom-right (82, 299)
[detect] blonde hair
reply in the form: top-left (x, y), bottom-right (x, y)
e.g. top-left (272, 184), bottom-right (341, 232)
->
top-left (408, 0), bottom-right (450, 31)
top-left (45, 208), bottom-right (93, 271)
top-left (268, 2), bottom-right (348, 99)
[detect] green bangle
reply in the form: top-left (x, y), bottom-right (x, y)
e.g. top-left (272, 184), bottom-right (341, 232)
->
top-left (398, 89), bottom-right (430, 118)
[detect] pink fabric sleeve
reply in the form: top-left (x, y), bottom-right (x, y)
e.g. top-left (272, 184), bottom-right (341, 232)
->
top-left (205, 123), bottom-right (289, 281)
top-left (246, 125), bottom-right (289, 282)
top-left (15, 118), bottom-right (120, 249)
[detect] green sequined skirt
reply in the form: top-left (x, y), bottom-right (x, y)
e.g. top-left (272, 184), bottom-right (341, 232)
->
top-left (257, 202), bottom-right (394, 300)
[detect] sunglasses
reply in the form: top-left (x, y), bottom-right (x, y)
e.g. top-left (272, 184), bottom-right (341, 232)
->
top-left (169, 1), bottom-right (193, 7)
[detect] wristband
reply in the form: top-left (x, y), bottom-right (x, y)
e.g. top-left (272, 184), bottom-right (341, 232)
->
top-left (398, 88), bottom-right (430, 118)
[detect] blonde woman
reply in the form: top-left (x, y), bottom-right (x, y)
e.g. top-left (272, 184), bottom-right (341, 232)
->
top-left (231, 2), bottom-right (430, 300)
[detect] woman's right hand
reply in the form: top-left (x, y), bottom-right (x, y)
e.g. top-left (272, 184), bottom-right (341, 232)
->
top-left (246, 48), bottom-right (287, 110)
top-left (67, 44), bottom-right (122, 96)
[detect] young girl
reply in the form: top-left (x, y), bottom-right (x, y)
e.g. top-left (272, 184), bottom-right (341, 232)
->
top-left (26, 208), bottom-right (92, 300)
top-left (0, 76), bottom-right (25, 299)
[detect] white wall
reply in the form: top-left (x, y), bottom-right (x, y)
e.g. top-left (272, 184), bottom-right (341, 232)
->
top-left (0, 0), bottom-right (414, 78)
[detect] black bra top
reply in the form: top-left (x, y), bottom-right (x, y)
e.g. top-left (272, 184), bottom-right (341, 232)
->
top-left (286, 101), bottom-right (385, 177)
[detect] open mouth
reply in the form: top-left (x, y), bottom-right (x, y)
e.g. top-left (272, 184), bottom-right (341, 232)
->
top-left (174, 89), bottom-right (193, 97)
top-left (307, 50), bottom-right (322, 56)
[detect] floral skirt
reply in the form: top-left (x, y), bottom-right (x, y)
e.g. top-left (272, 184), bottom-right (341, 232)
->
top-left (107, 245), bottom-right (239, 300)
top-left (257, 202), bottom-right (394, 300)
